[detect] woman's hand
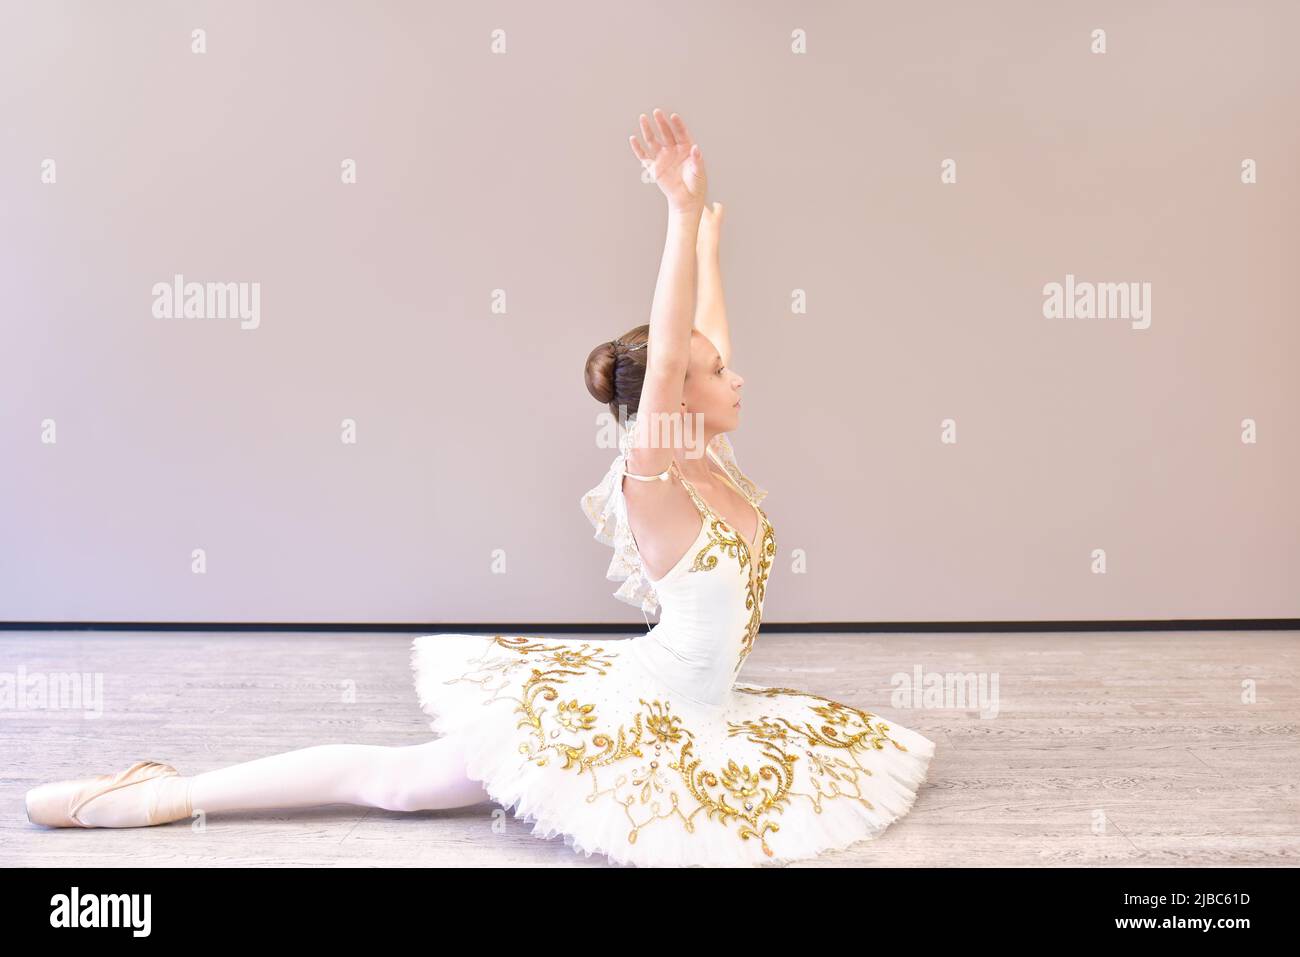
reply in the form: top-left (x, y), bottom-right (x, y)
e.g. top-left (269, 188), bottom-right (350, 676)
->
top-left (697, 201), bottom-right (724, 254)
top-left (629, 109), bottom-right (708, 214)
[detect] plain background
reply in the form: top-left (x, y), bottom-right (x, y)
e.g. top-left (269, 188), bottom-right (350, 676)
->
top-left (1, 0), bottom-right (1296, 623)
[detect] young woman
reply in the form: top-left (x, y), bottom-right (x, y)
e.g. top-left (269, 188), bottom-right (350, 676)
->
top-left (25, 109), bottom-right (935, 867)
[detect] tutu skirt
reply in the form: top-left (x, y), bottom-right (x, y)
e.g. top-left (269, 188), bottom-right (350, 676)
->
top-left (410, 632), bottom-right (935, 867)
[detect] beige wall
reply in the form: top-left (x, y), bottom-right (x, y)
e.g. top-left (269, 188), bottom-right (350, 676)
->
top-left (2, 0), bottom-right (1296, 624)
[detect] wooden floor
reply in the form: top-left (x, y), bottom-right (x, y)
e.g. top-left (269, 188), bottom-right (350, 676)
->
top-left (2, 629), bottom-right (1296, 867)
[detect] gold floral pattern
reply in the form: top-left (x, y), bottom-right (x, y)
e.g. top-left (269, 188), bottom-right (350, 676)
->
top-left (669, 460), bottom-right (778, 674)
top-left (556, 699), bottom-right (597, 732)
top-left (441, 636), bottom-right (910, 860)
top-left (735, 512), bottom-right (777, 672)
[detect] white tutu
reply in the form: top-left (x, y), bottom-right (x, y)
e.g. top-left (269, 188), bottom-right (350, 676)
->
top-left (410, 632), bottom-right (935, 867)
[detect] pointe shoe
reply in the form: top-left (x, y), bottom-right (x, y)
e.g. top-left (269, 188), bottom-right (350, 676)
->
top-left (25, 759), bottom-right (192, 828)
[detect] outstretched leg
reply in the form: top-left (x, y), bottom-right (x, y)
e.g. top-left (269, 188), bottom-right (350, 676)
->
top-left (191, 736), bottom-right (491, 814)
top-left (74, 736), bottom-right (491, 827)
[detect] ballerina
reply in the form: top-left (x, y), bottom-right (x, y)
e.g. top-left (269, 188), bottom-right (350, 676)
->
top-left (25, 108), bottom-right (936, 867)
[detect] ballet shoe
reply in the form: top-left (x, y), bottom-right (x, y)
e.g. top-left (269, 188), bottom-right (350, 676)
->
top-left (25, 759), bottom-right (192, 828)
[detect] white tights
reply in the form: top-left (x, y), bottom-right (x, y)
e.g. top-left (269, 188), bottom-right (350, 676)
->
top-left (76, 736), bottom-right (493, 826)
top-left (189, 737), bottom-right (492, 814)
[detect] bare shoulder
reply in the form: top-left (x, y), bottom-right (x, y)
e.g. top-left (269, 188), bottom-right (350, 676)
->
top-left (620, 455), bottom-right (704, 583)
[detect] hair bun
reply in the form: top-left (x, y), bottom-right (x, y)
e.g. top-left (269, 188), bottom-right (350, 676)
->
top-left (584, 325), bottom-right (649, 416)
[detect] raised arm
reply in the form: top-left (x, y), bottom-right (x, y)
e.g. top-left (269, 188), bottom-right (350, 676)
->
top-left (693, 201), bottom-right (731, 367)
top-left (625, 109), bottom-right (709, 475)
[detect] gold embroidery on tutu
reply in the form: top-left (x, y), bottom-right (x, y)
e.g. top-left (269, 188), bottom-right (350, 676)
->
top-left (730, 687), bottom-right (909, 815)
top-left (443, 635), bottom-right (794, 855)
top-left (440, 636), bottom-right (912, 860)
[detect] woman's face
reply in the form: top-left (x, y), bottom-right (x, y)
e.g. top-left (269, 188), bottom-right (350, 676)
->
top-left (682, 331), bottom-right (744, 435)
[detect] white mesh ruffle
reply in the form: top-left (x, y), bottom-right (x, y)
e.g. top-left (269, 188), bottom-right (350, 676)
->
top-left (580, 415), bottom-right (766, 616)
top-left (579, 416), bottom-right (661, 615)
top-left (707, 431), bottom-right (768, 505)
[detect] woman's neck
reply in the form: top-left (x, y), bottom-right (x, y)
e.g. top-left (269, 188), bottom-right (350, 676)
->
top-left (674, 434), bottom-right (718, 483)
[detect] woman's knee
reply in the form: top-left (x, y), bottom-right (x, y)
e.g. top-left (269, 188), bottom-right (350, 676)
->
top-left (365, 738), bottom-right (485, 812)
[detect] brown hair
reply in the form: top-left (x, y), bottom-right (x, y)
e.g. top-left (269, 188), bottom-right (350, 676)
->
top-left (583, 324), bottom-right (651, 424)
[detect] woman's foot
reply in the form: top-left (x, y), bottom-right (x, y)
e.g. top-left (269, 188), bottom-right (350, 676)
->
top-left (25, 760), bottom-right (194, 828)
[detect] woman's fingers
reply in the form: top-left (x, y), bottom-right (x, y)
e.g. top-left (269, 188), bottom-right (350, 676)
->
top-left (632, 110), bottom-right (703, 201)
top-left (634, 109), bottom-right (695, 158)
top-left (669, 113), bottom-right (694, 149)
top-left (638, 113), bottom-right (660, 154)
top-left (691, 143), bottom-right (706, 176)
top-left (653, 108), bottom-right (677, 147)
top-left (628, 135), bottom-right (648, 164)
